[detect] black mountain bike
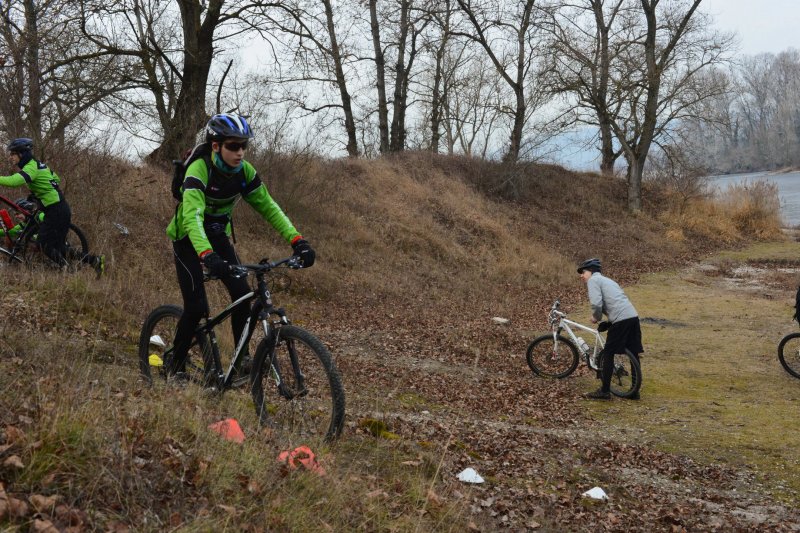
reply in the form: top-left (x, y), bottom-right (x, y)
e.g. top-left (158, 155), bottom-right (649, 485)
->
top-left (0, 194), bottom-right (89, 268)
top-left (138, 256), bottom-right (345, 444)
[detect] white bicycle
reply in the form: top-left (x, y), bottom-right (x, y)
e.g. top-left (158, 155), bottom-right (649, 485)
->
top-left (526, 300), bottom-right (642, 398)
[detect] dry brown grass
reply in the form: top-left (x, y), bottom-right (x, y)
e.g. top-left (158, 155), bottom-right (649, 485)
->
top-left (657, 180), bottom-right (784, 245)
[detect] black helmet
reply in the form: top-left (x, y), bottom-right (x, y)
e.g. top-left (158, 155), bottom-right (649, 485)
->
top-left (576, 258), bottom-right (602, 273)
top-left (204, 114), bottom-right (254, 142)
top-left (7, 138), bottom-right (33, 154)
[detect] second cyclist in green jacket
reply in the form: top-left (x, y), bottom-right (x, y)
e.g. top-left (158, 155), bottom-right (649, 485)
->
top-left (166, 113), bottom-right (315, 380)
top-left (0, 138), bottom-right (104, 274)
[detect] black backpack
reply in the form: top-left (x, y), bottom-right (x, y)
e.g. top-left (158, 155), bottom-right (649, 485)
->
top-left (171, 143), bottom-right (211, 201)
top-left (794, 286), bottom-right (800, 325)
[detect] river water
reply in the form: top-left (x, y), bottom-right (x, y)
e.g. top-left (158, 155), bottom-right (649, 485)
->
top-left (710, 171), bottom-right (800, 227)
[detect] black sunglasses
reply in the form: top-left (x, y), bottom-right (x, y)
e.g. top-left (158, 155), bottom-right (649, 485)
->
top-left (222, 141), bottom-right (248, 151)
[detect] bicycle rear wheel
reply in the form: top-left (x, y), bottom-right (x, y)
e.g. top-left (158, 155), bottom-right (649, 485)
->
top-left (778, 332), bottom-right (800, 379)
top-left (22, 223), bottom-right (89, 269)
top-left (607, 349), bottom-right (642, 398)
top-left (138, 305), bottom-right (210, 387)
top-left (251, 325), bottom-right (345, 445)
top-left (526, 334), bottom-right (580, 378)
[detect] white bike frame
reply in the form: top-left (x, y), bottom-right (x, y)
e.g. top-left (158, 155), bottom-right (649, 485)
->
top-left (549, 308), bottom-right (604, 371)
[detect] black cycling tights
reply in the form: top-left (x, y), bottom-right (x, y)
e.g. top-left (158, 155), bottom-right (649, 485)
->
top-left (170, 234), bottom-right (250, 374)
top-left (38, 201), bottom-right (71, 266)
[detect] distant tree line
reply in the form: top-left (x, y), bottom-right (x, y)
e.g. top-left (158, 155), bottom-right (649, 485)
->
top-left (0, 0), bottom-right (737, 211)
top-left (678, 49), bottom-right (800, 175)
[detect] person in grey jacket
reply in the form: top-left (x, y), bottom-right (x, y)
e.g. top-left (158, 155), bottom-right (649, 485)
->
top-left (577, 258), bottom-right (643, 400)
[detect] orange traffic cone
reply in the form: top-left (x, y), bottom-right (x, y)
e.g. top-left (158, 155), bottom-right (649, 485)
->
top-left (277, 445), bottom-right (326, 476)
top-left (208, 418), bottom-right (245, 443)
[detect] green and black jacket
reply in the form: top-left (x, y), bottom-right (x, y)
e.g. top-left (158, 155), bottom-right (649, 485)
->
top-left (0, 156), bottom-right (63, 207)
top-left (166, 153), bottom-right (301, 256)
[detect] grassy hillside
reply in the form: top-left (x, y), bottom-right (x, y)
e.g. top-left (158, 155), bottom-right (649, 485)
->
top-left (0, 150), bottom-right (789, 531)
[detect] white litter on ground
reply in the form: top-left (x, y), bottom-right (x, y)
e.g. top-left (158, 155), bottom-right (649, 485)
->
top-left (491, 317), bottom-right (510, 325)
top-left (457, 467), bottom-right (485, 484)
top-left (582, 486), bottom-right (608, 500)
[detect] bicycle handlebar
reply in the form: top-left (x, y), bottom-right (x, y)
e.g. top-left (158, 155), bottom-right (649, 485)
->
top-left (204, 256), bottom-right (302, 280)
top-left (230, 256), bottom-right (302, 277)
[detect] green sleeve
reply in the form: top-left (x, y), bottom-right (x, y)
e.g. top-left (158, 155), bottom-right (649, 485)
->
top-left (181, 189), bottom-right (215, 254)
top-left (171, 158), bottom-right (213, 255)
top-left (0, 173), bottom-right (26, 188)
top-left (244, 173), bottom-right (300, 243)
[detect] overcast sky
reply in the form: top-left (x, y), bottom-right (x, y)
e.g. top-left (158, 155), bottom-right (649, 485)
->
top-left (701, 0), bottom-right (799, 56)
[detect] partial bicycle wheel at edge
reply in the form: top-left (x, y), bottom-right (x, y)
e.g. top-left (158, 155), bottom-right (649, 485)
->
top-left (778, 332), bottom-right (800, 379)
top-left (251, 325), bottom-right (345, 444)
top-left (138, 304), bottom-right (210, 387)
top-left (526, 334), bottom-right (580, 378)
top-left (608, 349), bottom-right (642, 398)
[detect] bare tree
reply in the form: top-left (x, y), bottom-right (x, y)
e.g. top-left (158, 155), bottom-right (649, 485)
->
top-left (367, 0), bottom-right (429, 153)
top-left (615, 0), bottom-right (715, 211)
top-left (79, 0), bottom-right (275, 161)
top-left (0, 0), bottom-right (139, 153)
top-left (248, 0), bottom-right (359, 156)
top-left (454, 0), bottom-right (547, 162)
top-left (424, 0), bottom-right (454, 152)
top-left (547, 0), bottom-right (638, 175)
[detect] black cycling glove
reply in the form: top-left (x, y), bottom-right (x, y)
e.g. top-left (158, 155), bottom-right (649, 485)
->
top-left (202, 252), bottom-right (230, 279)
top-left (291, 238), bottom-right (315, 268)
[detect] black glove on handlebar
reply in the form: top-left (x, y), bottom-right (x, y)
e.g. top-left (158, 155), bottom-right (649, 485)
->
top-left (202, 252), bottom-right (230, 279)
top-left (291, 239), bottom-right (315, 268)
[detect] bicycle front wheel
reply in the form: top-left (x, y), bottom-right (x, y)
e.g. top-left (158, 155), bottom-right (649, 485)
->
top-left (138, 305), bottom-right (210, 387)
top-left (778, 332), bottom-right (800, 379)
top-left (251, 325), bottom-right (345, 444)
top-left (526, 334), bottom-right (580, 378)
top-left (607, 349), bottom-right (642, 398)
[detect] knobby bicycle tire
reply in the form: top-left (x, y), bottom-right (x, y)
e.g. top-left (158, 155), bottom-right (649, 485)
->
top-left (138, 305), bottom-right (211, 387)
top-left (607, 349), bottom-right (642, 398)
top-left (526, 334), bottom-right (580, 378)
top-left (251, 325), bottom-right (345, 444)
top-left (21, 223), bottom-right (89, 269)
top-left (778, 332), bottom-right (800, 379)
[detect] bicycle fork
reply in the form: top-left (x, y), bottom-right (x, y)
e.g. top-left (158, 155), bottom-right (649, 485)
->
top-left (260, 313), bottom-right (308, 400)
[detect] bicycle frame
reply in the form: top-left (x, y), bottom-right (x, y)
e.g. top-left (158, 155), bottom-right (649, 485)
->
top-left (175, 260), bottom-right (295, 392)
top-left (549, 304), bottom-right (604, 370)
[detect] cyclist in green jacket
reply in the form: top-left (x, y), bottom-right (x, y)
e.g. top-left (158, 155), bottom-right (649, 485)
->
top-left (167, 113), bottom-right (315, 380)
top-left (0, 138), bottom-right (104, 274)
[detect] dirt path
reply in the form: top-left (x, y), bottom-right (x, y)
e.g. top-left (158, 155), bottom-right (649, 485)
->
top-left (320, 240), bottom-right (800, 531)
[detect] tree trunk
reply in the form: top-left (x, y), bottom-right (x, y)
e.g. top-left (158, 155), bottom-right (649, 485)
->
top-left (599, 122), bottom-right (615, 175)
top-left (592, 0), bottom-right (616, 175)
top-left (505, 89), bottom-right (525, 162)
top-left (23, 0), bottom-right (41, 146)
top-left (148, 0), bottom-right (222, 163)
top-left (430, 0), bottom-right (452, 153)
top-left (627, 154), bottom-right (644, 211)
top-left (389, 0), bottom-right (410, 152)
top-left (369, 0), bottom-right (390, 154)
top-left (323, 0), bottom-right (358, 156)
